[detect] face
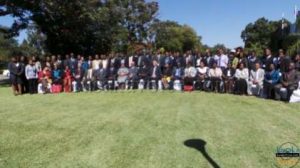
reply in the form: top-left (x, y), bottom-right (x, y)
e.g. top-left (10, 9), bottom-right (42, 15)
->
top-left (200, 62), bottom-right (205, 67)
top-left (239, 63), bottom-right (244, 69)
top-left (265, 49), bottom-right (271, 56)
top-left (153, 60), bottom-right (158, 67)
top-left (255, 63), bottom-right (260, 70)
top-left (289, 63), bottom-right (295, 70)
top-left (270, 64), bottom-right (275, 71)
top-left (213, 63), bottom-right (217, 68)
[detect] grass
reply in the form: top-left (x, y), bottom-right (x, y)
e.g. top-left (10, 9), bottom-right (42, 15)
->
top-left (0, 86), bottom-right (300, 168)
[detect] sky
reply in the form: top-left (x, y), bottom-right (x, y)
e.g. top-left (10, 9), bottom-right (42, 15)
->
top-left (0, 0), bottom-right (299, 49)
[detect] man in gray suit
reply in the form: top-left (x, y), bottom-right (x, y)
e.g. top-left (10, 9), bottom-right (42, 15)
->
top-left (248, 62), bottom-right (265, 96)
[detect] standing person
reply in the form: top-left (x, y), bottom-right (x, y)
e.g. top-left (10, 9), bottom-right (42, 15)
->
top-left (234, 63), bottom-right (249, 95)
top-left (93, 54), bottom-right (101, 71)
top-left (248, 51), bottom-right (261, 71)
top-left (25, 59), bottom-right (38, 94)
top-left (8, 57), bottom-right (22, 95)
top-left (19, 56), bottom-right (28, 93)
top-left (218, 49), bottom-right (229, 71)
top-left (262, 48), bottom-right (274, 71)
top-left (276, 49), bottom-right (291, 73)
top-left (205, 49), bottom-right (215, 68)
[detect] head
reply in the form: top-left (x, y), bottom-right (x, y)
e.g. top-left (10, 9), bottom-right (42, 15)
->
top-left (200, 61), bottom-right (205, 68)
top-left (289, 63), bottom-right (295, 71)
top-left (269, 63), bottom-right (275, 71)
top-left (11, 57), bottom-right (17, 63)
top-left (54, 64), bottom-right (58, 70)
top-left (130, 61), bottom-right (136, 68)
top-left (251, 51), bottom-right (257, 57)
top-left (255, 62), bottom-right (261, 70)
top-left (28, 59), bottom-right (33, 65)
top-left (212, 62), bottom-right (217, 69)
top-left (265, 48), bottom-right (272, 56)
top-left (121, 62), bottom-right (125, 68)
top-left (239, 63), bottom-right (245, 70)
top-left (278, 49), bottom-right (285, 58)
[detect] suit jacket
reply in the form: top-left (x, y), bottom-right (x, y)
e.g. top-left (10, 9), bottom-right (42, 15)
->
top-left (250, 68), bottom-right (265, 86)
top-left (280, 70), bottom-right (299, 86)
top-left (172, 67), bottom-right (184, 79)
top-left (150, 66), bottom-right (162, 79)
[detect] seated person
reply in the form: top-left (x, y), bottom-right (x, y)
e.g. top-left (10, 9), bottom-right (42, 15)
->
top-left (234, 63), bottom-right (249, 95)
top-left (128, 62), bottom-right (139, 90)
top-left (162, 63), bottom-right (173, 90)
top-left (275, 63), bottom-right (299, 101)
top-left (263, 63), bottom-right (280, 99)
top-left (248, 62), bottom-right (264, 96)
top-left (83, 65), bottom-right (94, 91)
top-left (195, 61), bottom-right (209, 91)
top-left (172, 62), bottom-right (184, 91)
top-left (138, 62), bottom-right (150, 89)
top-left (208, 62), bottom-right (223, 92)
top-left (222, 62), bottom-right (236, 93)
top-left (184, 62), bottom-right (197, 86)
top-left (117, 61), bottom-right (129, 90)
top-left (107, 63), bottom-right (117, 90)
top-left (73, 66), bottom-right (84, 92)
top-left (94, 63), bottom-right (107, 90)
top-left (38, 66), bottom-right (52, 94)
top-left (52, 64), bottom-right (62, 85)
top-left (63, 65), bottom-right (73, 92)
top-left (289, 81), bottom-right (300, 103)
top-left (150, 60), bottom-right (162, 90)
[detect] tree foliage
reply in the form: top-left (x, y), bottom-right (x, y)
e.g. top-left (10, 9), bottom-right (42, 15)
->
top-left (151, 21), bottom-right (201, 52)
top-left (0, 0), bottom-right (159, 55)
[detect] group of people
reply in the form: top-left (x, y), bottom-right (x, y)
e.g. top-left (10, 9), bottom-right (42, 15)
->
top-left (7, 47), bottom-right (300, 102)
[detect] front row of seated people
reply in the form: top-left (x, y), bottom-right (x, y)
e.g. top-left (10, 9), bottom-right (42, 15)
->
top-left (34, 59), bottom-right (299, 102)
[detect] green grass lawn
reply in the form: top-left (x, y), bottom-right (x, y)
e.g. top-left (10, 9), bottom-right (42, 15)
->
top-left (0, 86), bottom-right (300, 168)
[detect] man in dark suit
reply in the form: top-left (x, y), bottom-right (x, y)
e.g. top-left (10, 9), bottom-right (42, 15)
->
top-left (276, 49), bottom-right (291, 73)
top-left (149, 60), bottom-right (162, 90)
top-left (274, 63), bottom-right (299, 101)
top-left (262, 48), bottom-right (275, 72)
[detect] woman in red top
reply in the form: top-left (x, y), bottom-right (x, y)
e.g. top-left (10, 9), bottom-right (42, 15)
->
top-left (63, 65), bottom-right (72, 92)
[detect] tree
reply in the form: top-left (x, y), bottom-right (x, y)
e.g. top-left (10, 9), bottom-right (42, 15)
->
top-left (0, 0), bottom-right (159, 55)
top-left (151, 21), bottom-right (202, 52)
top-left (0, 27), bottom-right (19, 61)
top-left (241, 17), bottom-right (295, 54)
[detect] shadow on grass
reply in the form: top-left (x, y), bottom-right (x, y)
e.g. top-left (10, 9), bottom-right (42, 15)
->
top-left (184, 139), bottom-right (220, 168)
